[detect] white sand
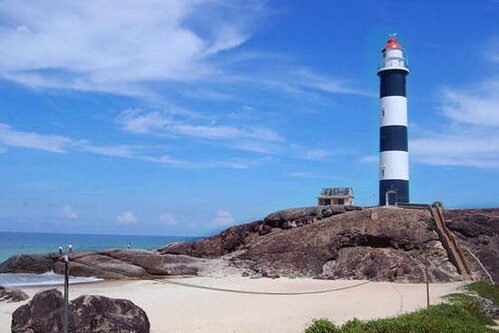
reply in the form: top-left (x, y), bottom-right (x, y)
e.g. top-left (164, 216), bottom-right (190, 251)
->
top-left (1, 277), bottom-right (463, 332)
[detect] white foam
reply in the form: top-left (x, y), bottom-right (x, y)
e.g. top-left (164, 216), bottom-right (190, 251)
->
top-left (0, 271), bottom-right (102, 287)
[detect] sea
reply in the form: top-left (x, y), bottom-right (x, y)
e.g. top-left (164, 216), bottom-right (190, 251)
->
top-left (0, 231), bottom-right (198, 287)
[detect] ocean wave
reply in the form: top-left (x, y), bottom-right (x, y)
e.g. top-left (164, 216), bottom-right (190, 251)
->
top-left (0, 271), bottom-right (102, 287)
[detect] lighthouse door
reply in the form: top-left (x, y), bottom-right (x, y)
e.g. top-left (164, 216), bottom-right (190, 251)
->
top-left (386, 190), bottom-right (398, 206)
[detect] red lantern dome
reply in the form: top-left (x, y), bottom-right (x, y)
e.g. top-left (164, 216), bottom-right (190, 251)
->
top-left (384, 37), bottom-right (402, 50)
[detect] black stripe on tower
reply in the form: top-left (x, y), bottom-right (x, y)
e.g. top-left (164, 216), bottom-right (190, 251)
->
top-left (380, 126), bottom-right (408, 151)
top-left (379, 180), bottom-right (409, 205)
top-left (378, 69), bottom-right (407, 98)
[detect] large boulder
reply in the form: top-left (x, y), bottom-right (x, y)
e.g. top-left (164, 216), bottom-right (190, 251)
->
top-left (98, 249), bottom-right (199, 276)
top-left (0, 286), bottom-right (29, 302)
top-left (54, 252), bottom-right (147, 279)
top-left (11, 289), bottom-right (150, 333)
top-left (0, 253), bottom-right (58, 274)
top-left (0, 249), bottom-right (202, 279)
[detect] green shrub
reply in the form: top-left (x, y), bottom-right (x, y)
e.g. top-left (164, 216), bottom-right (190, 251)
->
top-left (304, 303), bottom-right (496, 333)
top-left (305, 319), bottom-right (338, 333)
top-left (465, 282), bottom-right (499, 305)
top-left (426, 217), bottom-right (436, 231)
top-left (337, 318), bottom-right (364, 333)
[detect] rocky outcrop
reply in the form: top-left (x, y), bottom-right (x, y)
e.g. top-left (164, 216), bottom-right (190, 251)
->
top-left (160, 221), bottom-right (262, 258)
top-left (444, 208), bottom-right (499, 284)
top-left (11, 289), bottom-right (150, 333)
top-left (239, 208), bottom-right (458, 281)
top-left (2, 206), bottom-right (497, 283)
top-left (161, 207), bottom-right (462, 282)
top-left (264, 205), bottom-right (361, 229)
top-left (0, 286), bottom-right (28, 302)
top-left (0, 249), bottom-right (204, 279)
top-left (160, 205), bottom-right (362, 258)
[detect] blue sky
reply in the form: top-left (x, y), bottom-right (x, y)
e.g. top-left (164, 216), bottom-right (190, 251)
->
top-left (0, 0), bottom-right (498, 236)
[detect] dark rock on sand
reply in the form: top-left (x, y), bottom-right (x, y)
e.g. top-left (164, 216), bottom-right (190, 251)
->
top-left (0, 253), bottom-right (58, 274)
top-left (11, 289), bottom-right (150, 333)
top-left (1, 249), bottom-right (202, 280)
top-left (98, 249), bottom-right (199, 276)
top-left (0, 286), bottom-right (28, 302)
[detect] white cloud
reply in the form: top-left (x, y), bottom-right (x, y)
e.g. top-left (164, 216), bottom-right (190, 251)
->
top-left (231, 141), bottom-right (282, 154)
top-left (117, 108), bottom-right (283, 142)
top-left (0, 122), bottom-right (271, 169)
top-left (61, 204), bottom-right (78, 220)
top-left (142, 155), bottom-right (191, 167)
top-left (160, 212), bottom-right (177, 225)
top-left (305, 149), bottom-right (330, 161)
top-left (116, 108), bottom-right (287, 157)
top-left (203, 24), bottom-right (249, 56)
top-left (0, 1), bottom-right (372, 105)
top-left (411, 78), bottom-right (499, 169)
top-left (212, 210), bottom-right (235, 227)
top-left (411, 132), bottom-right (499, 168)
top-left (287, 171), bottom-right (348, 181)
top-left (441, 84), bottom-right (499, 127)
top-left (117, 109), bottom-right (173, 134)
top-left (0, 122), bottom-right (138, 158)
top-left (293, 69), bottom-right (374, 97)
top-left (0, 1), bottom-right (257, 96)
top-left (0, 1), bottom-right (371, 169)
top-left (0, 123), bottom-right (72, 153)
top-left (359, 155), bottom-right (377, 164)
top-left (118, 109), bottom-right (354, 162)
top-left (78, 143), bottom-right (136, 158)
top-left (117, 211), bottom-right (137, 224)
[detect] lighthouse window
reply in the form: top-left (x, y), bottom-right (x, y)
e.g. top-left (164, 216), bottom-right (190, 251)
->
top-left (381, 108), bottom-right (385, 117)
top-left (381, 168), bottom-right (385, 177)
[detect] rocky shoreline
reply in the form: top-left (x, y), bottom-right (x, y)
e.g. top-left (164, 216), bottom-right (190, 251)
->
top-left (1, 206), bottom-right (497, 284)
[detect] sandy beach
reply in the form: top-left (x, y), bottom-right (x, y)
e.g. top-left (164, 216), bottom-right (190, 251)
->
top-left (1, 277), bottom-right (463, 332)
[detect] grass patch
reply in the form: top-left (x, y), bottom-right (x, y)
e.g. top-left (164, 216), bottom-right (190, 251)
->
top-left (305, 302), bottom-right (496, 333)
top-left (465, 282), bottom-right (499, 306)
top-left (444, 293), bottom-right (495, 326)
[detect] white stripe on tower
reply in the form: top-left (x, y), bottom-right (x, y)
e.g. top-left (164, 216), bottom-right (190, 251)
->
top-left (380, 151), bottom-right (409, 180)
top-left (380, 96), bottom-right (407, 127)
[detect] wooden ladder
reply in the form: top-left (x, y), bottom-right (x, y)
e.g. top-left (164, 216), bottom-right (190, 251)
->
top-left (429, 204), bottom-right (472, 280)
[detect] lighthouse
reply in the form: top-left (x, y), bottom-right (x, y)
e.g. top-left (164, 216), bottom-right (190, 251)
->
top-left (378, 34), bottom-right (409, 206)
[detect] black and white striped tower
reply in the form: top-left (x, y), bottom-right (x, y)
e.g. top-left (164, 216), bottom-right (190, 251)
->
top-left (378, 34), bottom-right (409, 206)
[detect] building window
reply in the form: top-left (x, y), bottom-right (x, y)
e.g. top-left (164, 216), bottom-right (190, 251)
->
top-left (381, 168), bottom-right (385, 178)
top-left (381, 108), bottom-right (385, 117)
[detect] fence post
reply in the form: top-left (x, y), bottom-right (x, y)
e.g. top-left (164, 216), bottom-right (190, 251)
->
top-left (425, 249), bottom-right (430, 308)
